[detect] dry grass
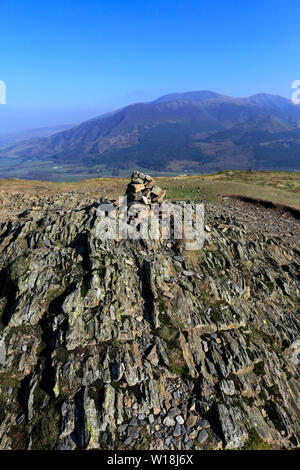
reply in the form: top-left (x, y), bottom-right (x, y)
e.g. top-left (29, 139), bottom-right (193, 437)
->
top-left (0, 170), bottom-right (299, 209)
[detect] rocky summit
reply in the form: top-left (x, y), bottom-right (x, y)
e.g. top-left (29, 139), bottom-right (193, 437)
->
top-left (0, 174), bottom-right (299, 451)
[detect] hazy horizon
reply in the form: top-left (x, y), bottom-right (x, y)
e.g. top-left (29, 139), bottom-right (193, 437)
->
top-left (1, 87), bottom-right (299, 135)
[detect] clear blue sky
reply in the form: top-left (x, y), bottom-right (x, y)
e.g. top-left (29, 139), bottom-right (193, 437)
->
top-left (1, 0), bottom-right (300, 131)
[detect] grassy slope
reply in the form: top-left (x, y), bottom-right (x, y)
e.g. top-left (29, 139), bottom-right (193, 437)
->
top-left (0, 170), bottom-right (299, 209)
top-left (162, 171), bottom-right (300, 208)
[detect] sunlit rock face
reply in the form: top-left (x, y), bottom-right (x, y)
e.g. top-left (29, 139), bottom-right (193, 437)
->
top-left (0, 179), bottom-right (299, 450)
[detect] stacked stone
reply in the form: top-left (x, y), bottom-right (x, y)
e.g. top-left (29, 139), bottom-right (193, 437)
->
top-left (125, 171), bottom-right (166, 205)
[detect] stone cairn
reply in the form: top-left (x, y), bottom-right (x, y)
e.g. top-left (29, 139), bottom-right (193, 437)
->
top-left (110, 171), bottom-right (193, 248)
top-left (125, 170), bottom-right (166, 206)
top-left (123, 171), bottom-right (199, 250)
top-left (108, 171), bottom-right (166, 242)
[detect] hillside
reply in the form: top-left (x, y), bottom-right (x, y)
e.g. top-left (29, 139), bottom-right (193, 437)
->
top-left (1, 91), bottom-right (300, 179)
top-left (0, 172), bottom-right (299, 450)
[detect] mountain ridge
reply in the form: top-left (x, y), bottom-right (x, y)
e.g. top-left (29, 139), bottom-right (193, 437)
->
top-left (1, 90), bottom-right (300, 173)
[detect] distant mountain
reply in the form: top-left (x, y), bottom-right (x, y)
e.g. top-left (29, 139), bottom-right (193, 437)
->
top-left (153, 90), bottom-right (230, 103)
top-left (1, 91), bottom-right (300, 172)
top-left (0, 124), bottom-right (74, 146)
top-left (239, 93), bottom-right (300, 119)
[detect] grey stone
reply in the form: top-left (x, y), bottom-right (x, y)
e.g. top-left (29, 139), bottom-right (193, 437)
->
top-left (168, 407), bottom-right (181, 418)
top-left (163, 416), bottom-right (176, 427)
top-left (197, 419), bottom-right (210, 429)
top-left (129, 417), bottom-right (138, 426)
top-left (173, 424), bottom-right (181, 437)
top-left (217, 404), bottom-right (248, 449)
top-left (0, 340), bottom-right (6, 365)
top-left (59, 402), bottom-right (75, 439)
top-left (118, 424), bottom-right (128, 434)
top-left (124, 437), bottom-right (132, 446)
top-left (176, 415), bottom-right (184, 425)
top-left (128, 425), bottom-right (139, 440)
top-left (197, 429), bottom-right (209, 444)
top-left (181, 426), bottom-right (188, 435)
top-left (220, 379), bottom-right (236, 396)
top-left (170, 438), bottom-right (178, 449)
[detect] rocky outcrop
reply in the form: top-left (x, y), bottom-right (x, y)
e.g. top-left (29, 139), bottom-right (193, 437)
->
top-left (0, 179), bottom-right (299, 450)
